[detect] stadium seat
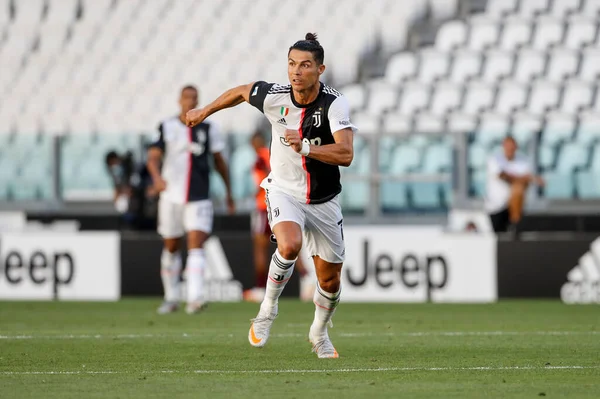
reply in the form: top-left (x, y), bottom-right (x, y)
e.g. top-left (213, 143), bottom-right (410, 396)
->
top-left (396, 83), bottom-right (431, 116)
top-left (519, 0), bottom-right (550, 18)
top-left (341, 146), bottom-right (370, 212)
top-left (462, 81), bottom-right (494, 115)
top-left (485, 0), bottom-right (519, 19)
top-left (449, 50), bottom-right (482, 83)
top-left (499, 20), bottom-right (532, 51)
top-left (429, 82), bottom-right (462, 116)
top-left (384, 52), bottom-right (417, 86)
top-left (494, 81), bottom-right (527, 115)
top-left (582, 0), bottom-right (600, 16)
top-left (470, 169), bottom-right (487, 197)
top-left (512, 113), bottom-right (542, 147)
top-left (513, 49), bottom-right (546, 83)
top-left (436, 20), bottom-right (467, 52)
top-left (351, 112), bottom-right (380, 135)
top-left (448, 113), bottom-right (477, 133)
top-left (469, 144), bottom-right (487, 169)
top-left (575, 113), bottom-right (600, 146)
top-left (417, 49), bottom-right (450, 84)
top-left (531, 17), bottom-right (564, 50)
top-left (579, 49), bottom-right (600, 82)
top-left (543, 171), bottom-right (575, 198)
top-left (414, 114), bottom-right (444, 133)
top-left (482, 50), bottom-right (514, 83)
top-left (550, 0), bottom-right (582, 18)
top-left (430, 0), bottom-right (458, 20)
top-left (382, 113), bottom-right (411, 135)
top-left (528, 81), bottom-right (560, 116)
top-left (542, 112), bottom-right (576, 146)
top-left (561, 80), bottom-right (593, 114)
top-left (340, 84), bottom-right (366, 112)
top-left (475, 112), bottom-right (510, 148)
top-left (380, 144), bottom-right (420, 211)
top-left (467, 19), bottom-right (500, 51)
top-left (538, 144), bottom-right (557, 170)
top-left (576, 170), bottom-right (600, 198)
top-left (378, 136), bottom-right (399, 173)
top-left (547, 49), bottom-right (579, 83)
top-left (564, 16), bottom-right (596, 49)
top-left (366, 83), bottom-right (398, 115)
top-left (544, 143), bottom-right (588, 198)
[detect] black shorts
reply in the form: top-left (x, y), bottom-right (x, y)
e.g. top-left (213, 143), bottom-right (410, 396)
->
top-left (489, 208), bottom-right (510, 232)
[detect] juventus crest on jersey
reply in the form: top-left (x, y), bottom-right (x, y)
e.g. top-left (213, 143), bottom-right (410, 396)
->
top-left (249, 81), bottom-right (357, 204)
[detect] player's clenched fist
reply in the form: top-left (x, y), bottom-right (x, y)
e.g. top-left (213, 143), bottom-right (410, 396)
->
top-left (185, 108), bottom-right (204, 127)
top-left (284, 129), bottom-right (303, 153)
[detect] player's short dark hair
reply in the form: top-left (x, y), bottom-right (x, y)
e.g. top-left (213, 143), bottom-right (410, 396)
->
top-left (105, 150), bottom-right (119, 165)
top-left (181, 85), bottom-right (198, 95)
top-left (289, 32), bottom-right (324, 65)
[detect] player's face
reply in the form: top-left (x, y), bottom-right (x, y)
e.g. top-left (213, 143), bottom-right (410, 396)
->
top-left (179, 88), bottom-right (198, 114)
top-left (288, 49), bottom-right (325, 91)
top-left (503, 138), bottom-right (517, 160)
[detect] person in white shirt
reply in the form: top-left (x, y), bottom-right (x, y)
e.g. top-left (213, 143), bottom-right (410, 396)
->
top-left (485, 136), bottom-right (544, 232)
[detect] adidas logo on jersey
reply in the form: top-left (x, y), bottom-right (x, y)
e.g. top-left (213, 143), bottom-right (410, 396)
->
top-left (560, 237), bottom-right (600, 304)
top-left (277, 118), bottom-right (287, 125)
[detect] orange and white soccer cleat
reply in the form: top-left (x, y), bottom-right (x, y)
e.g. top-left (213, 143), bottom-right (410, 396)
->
top-left (248, 306), bottom-right (278, 348)
top-left (309, 329), bottom-right (339, 358)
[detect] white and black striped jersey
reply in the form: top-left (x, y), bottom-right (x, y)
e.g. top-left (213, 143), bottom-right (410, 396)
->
top-left (150, 116), bottom-right (225, 204)
top-left (248, 81), bottom-right (357, 204)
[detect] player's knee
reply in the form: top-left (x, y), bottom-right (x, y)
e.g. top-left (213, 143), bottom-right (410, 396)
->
top-left (164, 239), bottom-right (180, 253)
top-left (318, 275), bottom-right (340, 294)
top-left (277, 240), bottom-right (301, 260)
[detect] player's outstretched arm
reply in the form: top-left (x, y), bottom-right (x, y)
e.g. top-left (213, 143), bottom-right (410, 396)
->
top-left (185, 83), bottom-right (255, 127)
top-left (284, 128), bottom-right (354, 167)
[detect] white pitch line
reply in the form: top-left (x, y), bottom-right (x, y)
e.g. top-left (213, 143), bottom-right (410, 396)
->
top-left (1, 365), bottom-right (599, 376)
top-left (0, 331), bottom-right (599, 340)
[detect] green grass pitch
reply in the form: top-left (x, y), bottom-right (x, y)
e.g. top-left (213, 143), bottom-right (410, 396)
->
top-left (1, 299), bottom-right (599, 398)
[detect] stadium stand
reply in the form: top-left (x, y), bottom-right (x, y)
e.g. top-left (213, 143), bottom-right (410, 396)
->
top-left (1, 0), bottom-right (600, 214)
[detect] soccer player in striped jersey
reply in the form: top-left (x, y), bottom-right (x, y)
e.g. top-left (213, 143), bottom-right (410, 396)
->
top-left (186, 33), bottom-right (356, 358)
top-left (148, 85), bottom-right (235, 315)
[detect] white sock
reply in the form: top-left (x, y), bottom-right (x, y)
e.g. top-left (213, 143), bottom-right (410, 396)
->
top-left (259, 249), bottom-right (295, 315)
top-left (311, 283), bottom-right (341, 335)
top-left (160, 250), bottom-right (182, 302)
top-left (186, 248), bottom-right (206, 303)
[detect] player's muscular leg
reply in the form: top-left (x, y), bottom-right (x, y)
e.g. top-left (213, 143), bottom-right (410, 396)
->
top-left (163, 237), bottom-right (181, 253)
top-left (508, 181), bottom-right (528, 224)
top-left (272, 221), bottom-right (303, 260)
top-left (187, 230), bottom-right (210, 249)
top-left (313, 256), bottom-right (342, 293)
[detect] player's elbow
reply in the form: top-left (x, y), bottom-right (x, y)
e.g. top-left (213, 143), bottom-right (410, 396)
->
top-left (339, 147), bottom-right (353, 167)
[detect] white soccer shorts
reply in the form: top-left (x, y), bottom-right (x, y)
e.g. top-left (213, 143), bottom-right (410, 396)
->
top-left (157, 198), bottom-right (213, 238)
top-left (265, 189), bottom-right (345, 264)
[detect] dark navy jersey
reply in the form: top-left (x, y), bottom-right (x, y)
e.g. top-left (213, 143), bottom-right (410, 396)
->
top-left (150, 116), bottom-right (225, 203)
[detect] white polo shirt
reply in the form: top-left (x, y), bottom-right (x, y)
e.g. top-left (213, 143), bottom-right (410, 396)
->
top-left (485, 152), bottom-right (532, 214)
